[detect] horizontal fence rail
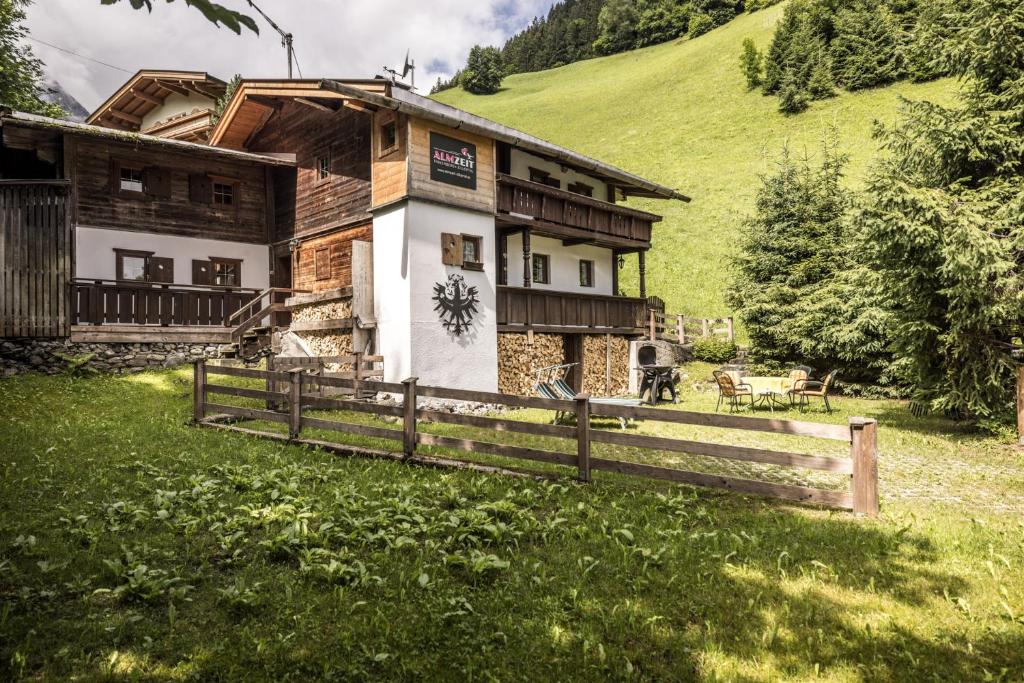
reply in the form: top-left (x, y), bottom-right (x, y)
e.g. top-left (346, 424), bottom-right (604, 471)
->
top-left (648, 310), bottom-right (735, 344)
top-left (193, 360), bottom-right (878, 515)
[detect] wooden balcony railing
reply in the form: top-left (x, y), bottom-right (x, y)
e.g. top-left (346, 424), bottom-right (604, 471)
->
top-left (497, 286), bottom-right (645, 332)
top-left (496, 174), bottom-right (659, 247)
top-left (73, 279), bottom-right (260, 327)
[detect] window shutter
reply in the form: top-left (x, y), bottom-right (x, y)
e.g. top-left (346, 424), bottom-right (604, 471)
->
top-left (189, 173), bottom-right (212, 203)
top-left (150, 256), bottom-right (174, 284)
top-left (144, 167), bottom-right (172, 199)
top-left (441, 233), bottom-right (463, 266)
top-left (192, 259), bottom-right (212, 286)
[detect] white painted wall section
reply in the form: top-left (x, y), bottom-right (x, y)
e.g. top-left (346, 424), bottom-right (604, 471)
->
top-left (372, 199), bottom-right (498, 392)
top-left (506, 232), bottom-right (615, 296)
top-left (141, 92), bottom-right (215, 131)
top-left (510, 148), bottom-right (610, 199)
top-left (75, 226), bottom-right (270, 289)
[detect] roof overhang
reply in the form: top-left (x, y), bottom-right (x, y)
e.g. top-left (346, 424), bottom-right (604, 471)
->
top-left (1, 109), bottom-right (295, 167)
top-left (87, 70), bottom-right (227, 132)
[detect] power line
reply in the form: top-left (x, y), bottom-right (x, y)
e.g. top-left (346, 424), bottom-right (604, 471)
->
top-left (27, 36), bottom-right (133, 74)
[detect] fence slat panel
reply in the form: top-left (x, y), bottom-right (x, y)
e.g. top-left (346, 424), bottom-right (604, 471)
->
top-left (205, 403), bottom-right (289, 423)
top-left (205, 384), bottom-right (285, 401)
top-left (417, 409), bottom-right (577, 439)
top-left (417, 384), bottom-right (575, 412)
top-left (303, 396), bottom-right (405, 417)
top-left (302, 416), bottom-right (403, 441)
top-left (416, 432), bottom-right (577, 467)
top-left (206, 365), bottom-right (292, 381)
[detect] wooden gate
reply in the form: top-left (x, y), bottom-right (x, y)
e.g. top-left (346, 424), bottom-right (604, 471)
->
top-left (0, 181), bottom-right (72, 337)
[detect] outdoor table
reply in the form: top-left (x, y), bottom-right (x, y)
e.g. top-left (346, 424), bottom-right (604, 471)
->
top-left (742, 376), bottom-right (794, 412)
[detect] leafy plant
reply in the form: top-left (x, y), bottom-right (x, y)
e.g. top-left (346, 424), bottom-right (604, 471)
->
top-left (99, 0), bottom-right (258, 34)
top-left (54, 352), bottom-right (96, 377)
top-left (691, 337), bottom-right (737, 364)
top-left (98, 547), bottom-right (193, 603)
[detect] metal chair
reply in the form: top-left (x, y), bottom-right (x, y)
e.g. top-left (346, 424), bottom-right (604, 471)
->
top-left (792, 369), bottom-right (839, 413)
top-left (713, 370), bottom-right (753, 412)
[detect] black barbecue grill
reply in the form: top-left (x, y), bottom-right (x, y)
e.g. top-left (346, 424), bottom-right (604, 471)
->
top-left (637, 344), bottom-right (678, 405)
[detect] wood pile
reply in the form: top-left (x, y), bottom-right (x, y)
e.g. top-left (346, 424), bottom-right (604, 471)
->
top-left (497, 332), bottom-right (564, 395)
top-left (291, 299), bottom-right (352, 323)
top-left (582, 335), bottom-right (630, 397)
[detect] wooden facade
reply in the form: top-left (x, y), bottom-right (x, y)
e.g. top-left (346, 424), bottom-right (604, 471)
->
top-left (370, 109), bottom-right (409, 208)
top-left (407, 119), bottom-right (495, 215)
top-left (292, 223), bottom-right (373, 292)
top-left (72, 137), bottom-right (269, 243)
top-left (0, 182), bottom-right (72, 337)
top-left (248, 101), bottom-right (372, 241)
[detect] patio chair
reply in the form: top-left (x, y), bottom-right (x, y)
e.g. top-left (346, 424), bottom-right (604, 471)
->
top-left (785, 367), bottom-right (810, 406)
top-left (545, 378), bottom-right (638, 429)
top-left (713, 370), bottom-right (753, 413)
top-left (792, 369), bottom-right (839, 413)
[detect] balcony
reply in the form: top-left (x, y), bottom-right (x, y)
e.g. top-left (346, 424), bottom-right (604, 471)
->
top-left (496, 174), bottom-right (659, 249)
top-left (496, 286), bottom-right (645, 334)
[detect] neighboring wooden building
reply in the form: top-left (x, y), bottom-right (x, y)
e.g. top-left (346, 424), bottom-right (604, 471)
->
top-left (2, 72), bottom-right (689, 391)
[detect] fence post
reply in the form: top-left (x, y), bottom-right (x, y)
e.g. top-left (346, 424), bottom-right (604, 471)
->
top-left (676, 314), bottom-right (684, 344)
top-left (702, 318), bottom-right (710, 338)
top-left (575, 393), bottom-right (591, 483)
top-left (353, 351), bottom-right (363, 399)
top-left (849, 417), bottom-right (879, 516)
top-left (402, 377), bottom-right (418, 459)
top-left (1017, 366), bottom-right (1024, 445)
top-left (648, 309), bottom-right (656, 341)
top-left (193, 359), bottom-right (206, 422)
top-left (288, 369), bottom-right (302, 440)
top-left (726, 317), bottom-right (734, 341)
top-left (265, 354), bottom-right (276, 410)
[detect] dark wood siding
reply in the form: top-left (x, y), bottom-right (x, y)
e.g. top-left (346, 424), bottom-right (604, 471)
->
top-left (248, 102), bottom-right (372, 241)
top-left (1, 182), bottom-right (72, 337)
top-left (74, 138), bottom-right (268, 243)
top-left (292, 224), bottom-right (373, 292)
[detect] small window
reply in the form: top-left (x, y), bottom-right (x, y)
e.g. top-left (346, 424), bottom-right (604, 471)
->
top-left (380, 121), bottom-right (397, 156)
top-left (210, 257), bottom-right (242, 287)
top-left (115, 248), bottom-right (154, 281)
top-left (119, 165), bottom-right (144, 193)
top-left (461, 235), bottom-right (483, 271)
top-left (532, 253), bottom-right (550, 284)
top-left (579, 259), bottom-right (594, 287)
top-left (568, 182), bottom-right (594, 198)
top-left (317, 154), bottom-right (330, 181)
top-left (212, 182), bottom-right (234, 206)
top-left (315, 247), bottom-right (331, 281)
top-left (529, 167), bottom-right (560, 189)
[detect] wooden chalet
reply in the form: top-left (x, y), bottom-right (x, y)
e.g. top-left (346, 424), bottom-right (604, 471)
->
top-left (1, 72), bottom-right (688, 393)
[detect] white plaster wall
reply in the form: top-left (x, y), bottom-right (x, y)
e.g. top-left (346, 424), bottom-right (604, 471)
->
top-left (373, 199), bottom-right (498, 392)
top-left (505, 233), bottom-right (615, 296)
top-left (75, 226), bottom-right (270, 289)
top-left (510, 148), bottom-right (610, 199)
top-left (372, 204), bottom-right (413, 384)
top-left (141, 92), bottom-right (215, 130)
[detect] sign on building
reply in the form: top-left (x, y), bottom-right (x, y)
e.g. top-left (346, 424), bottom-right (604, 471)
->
top-left (429, 132), bottom-right (476, 190)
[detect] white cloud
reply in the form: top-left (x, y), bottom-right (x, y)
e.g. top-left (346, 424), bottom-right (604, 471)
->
top-left (25, 0), bottom-right (553, 111)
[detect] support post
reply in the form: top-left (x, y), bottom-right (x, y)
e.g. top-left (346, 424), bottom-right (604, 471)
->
top-left (638, 250), bottom-right (646, 299)
top-left (850, 417), bottom-right (879, 516)
top-left (604, 333), bottom-right (612, 396)
top-left (265, 354), bottom-right (276, 410)
top-left (702, 318), bottom-right (710, 338)
top-left (288, 369), bottom-right (302, 440)
top-left (193, 359), bottom-right (206, 422)
top-left (677, 314), bottom-right (684, 344)
top-left (575, 393), bottom-right (591, 482)
top-left (522, 228), bottom-right (531, 288)
top-left (726, 317), bottom-right (735, 341)
top-left (402, 377), bottom-right (418, 458)
top-left (648, 309), bottom-right (657, 341)
top-left (353, 351), bottom-right (363, 399)
top-left (1017, 366), bottom-right (1024, 445)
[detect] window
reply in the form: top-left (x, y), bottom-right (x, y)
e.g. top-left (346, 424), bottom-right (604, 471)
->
top-left (315, 247), bottom-right (331, 281)
top-left (317, 154), bottom-right (330, 181)
top-left (379, 121), bottom-right (397, 156)
top-left (461, 235), bottom-right (483, 271)
top-left (119, 165), bottom-right (144, 193)
top-left (212, 182), bottom-right (234, 206)
top-left (532, 253), bottom-right (550, 284)
top-left (116, 249), bottom-right (152, 281)
top-left (579, 259), bottom-right (594, 287)
top-left (210, 257), bottom-right (242, 287)
top-left (568, 182), bottom-right (594, 198)
top-left (529, 167), bottom-right (560, 189)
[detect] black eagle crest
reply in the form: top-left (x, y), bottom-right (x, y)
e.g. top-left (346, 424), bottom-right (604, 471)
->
top-left (432, 273), bottom-right (480, 336)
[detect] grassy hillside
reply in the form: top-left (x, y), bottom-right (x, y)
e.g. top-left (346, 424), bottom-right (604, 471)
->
top-left (436, 4), bottom-right (957, 325)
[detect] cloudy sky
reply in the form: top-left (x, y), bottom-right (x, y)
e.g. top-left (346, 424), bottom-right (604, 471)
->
top-left (25, 0), bottom-right (553, 111)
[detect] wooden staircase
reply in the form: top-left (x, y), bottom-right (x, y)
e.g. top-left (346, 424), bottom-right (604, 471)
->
top-left (217, 288), bottom-right (307, 363)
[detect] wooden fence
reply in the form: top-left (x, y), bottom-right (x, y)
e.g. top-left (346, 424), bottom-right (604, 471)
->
top-left (648, 310), bottom-right (734, 344)
top-left (73, 279), bottom-right (260, 327)
top-left (193, 360), bottom-right (879, 515)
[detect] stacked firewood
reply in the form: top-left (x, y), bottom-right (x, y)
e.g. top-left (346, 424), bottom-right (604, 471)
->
top-left (291, 299), bottom-right (352, 322)
top-left (497, 332), bottom-right (564, 395)
top-left (581, 335), bottom-right (630, 397)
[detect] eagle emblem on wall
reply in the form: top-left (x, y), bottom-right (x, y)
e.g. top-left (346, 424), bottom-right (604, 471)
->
top-left (432, 273), bottom-right (480, 336)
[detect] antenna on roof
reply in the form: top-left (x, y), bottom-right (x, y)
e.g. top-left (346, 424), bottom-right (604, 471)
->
top-left (243, 0), bottom-right (299, 78)
top-left (383, 50), bottom-right (415, 90)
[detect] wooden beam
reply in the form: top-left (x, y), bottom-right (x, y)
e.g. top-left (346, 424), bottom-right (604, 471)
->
top-left (109, 109), bottom-right (143, 126)
top-left (129, 89), bottom-right (163, 106)
top-left (154, 80), bottom-right (190, 96)
top-left (562, 237), bottom-right (595, 246)
top-left (295, 97), bottom-right (338, 113)
top-left (247, 95), bottom-right (284, 111)
top-left (342, 99), bottom-right (375, 113)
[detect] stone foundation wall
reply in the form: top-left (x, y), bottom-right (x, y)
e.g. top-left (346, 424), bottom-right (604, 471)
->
top-left (581, 335), bottom-right (631, 397)
top-left (497, 333), bottom-right (565, 395)
top-left (1, 338), bottom-right (219, 376)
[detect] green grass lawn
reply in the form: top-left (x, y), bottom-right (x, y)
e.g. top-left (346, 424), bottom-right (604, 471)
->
top-left (434, 4), bottom-right (959, 330)
top-left (2, 366), bottom-right (1023, 681)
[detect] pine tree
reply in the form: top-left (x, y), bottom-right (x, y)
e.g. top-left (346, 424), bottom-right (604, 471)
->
top-left (593, 0), bottom-right (640, 55)
top-left (777, 78), bottom-right (810, 114)
top-left (830, 6), bottom-right (906, 90)
top-left (853, 0), bottom-right (1024, 418)
top-left (461, 46), bottom-right (504, 95)
top-left (739, 38), bottom-right (763, 90)
top-left (806, 52), bottom-right (836, 99)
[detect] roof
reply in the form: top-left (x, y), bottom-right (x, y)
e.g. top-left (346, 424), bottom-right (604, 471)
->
top-left (86, 70), bottom-right (226, 133)
top-left (1, 110), bottom-right (295, 167)
top-left (210, 78), bottom-right (689, 202)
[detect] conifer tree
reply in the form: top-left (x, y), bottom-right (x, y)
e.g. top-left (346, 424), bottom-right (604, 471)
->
top-left (830, 6), bottom-right (906, 90)
top-left (461, 46), bottom-right (504, 95)
top-left (739, 38), bottom-right (763, 90)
